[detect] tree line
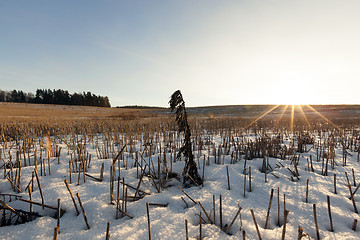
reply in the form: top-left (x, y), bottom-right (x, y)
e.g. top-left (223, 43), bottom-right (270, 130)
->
top-left (0, 89), bottom-right (111, 107)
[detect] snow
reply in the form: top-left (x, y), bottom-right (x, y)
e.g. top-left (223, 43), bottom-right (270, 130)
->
top-left (1, 131), bottom-right (360, 240)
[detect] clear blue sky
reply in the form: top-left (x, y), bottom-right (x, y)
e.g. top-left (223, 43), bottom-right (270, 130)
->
top-left (1, 1), bottom-right (360, 107)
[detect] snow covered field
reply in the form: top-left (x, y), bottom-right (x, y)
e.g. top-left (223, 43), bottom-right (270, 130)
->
top-left (1, 129), bottom-right (360, 240)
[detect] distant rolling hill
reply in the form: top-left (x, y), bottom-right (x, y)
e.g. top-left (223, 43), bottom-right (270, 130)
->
top-left (1, 102), bottom-right (359, 122)
top-left (151, 104), bottom-right (360, 120)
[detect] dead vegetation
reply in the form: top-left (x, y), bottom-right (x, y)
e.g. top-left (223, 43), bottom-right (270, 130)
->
top-left (1, 102), bottom-right (360, 239)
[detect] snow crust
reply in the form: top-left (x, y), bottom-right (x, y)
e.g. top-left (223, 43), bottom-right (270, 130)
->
top-left (1, 132), bottom-right (360, 240)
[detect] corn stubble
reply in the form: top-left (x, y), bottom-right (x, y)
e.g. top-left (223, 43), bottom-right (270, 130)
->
top-left (0, 102), bottom-right (360, 239)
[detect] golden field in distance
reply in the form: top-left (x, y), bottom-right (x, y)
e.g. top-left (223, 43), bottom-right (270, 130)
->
top-left (0, 102), bottom-right (155, 121)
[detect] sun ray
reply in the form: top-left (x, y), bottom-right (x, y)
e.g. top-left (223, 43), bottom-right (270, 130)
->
top-left (296, 105), bottom-right (311, 129)
top-left (306, 105), bottom-right (340, 131)
top-left (244, 105), bottom-right (280, 129)
top-left (272, 105), bottom-right (289, 131)
top-left (290, 104), bottom-right (295, 132)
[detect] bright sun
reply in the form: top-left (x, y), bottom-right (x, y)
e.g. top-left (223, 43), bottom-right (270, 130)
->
top-left (273, 78), bottom-right (315, 105)
top-left (273, 91), bottom-right (309, 105)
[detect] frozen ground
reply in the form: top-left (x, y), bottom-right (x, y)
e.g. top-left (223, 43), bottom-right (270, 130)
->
top-left (1, 132), bottom-right (360, 240)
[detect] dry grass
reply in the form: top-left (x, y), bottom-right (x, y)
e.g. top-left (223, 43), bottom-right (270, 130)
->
top-left (0, 102), bottom-right (155, 120)
top-left (1, 102), bottom-right (359, 141)
top-left (0, 102), bottom-right (172, 140)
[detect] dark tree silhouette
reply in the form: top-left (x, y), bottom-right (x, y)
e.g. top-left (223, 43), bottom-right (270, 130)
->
top-left (0, 88), bottom-right (111, 107)
top-left (0, 90), bottom-right (5, 102)
top-left (169, 90), bottom-right (202, 186)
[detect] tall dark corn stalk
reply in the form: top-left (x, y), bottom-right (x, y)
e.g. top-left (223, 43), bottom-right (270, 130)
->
top-left (169, 90), bottom-right (202, 186)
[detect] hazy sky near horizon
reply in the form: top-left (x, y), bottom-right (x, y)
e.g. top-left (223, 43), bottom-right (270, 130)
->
top-left (1, 1), bottom-right (360, 107)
